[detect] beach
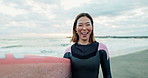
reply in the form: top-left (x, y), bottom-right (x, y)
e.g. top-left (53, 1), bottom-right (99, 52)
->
top-left (110, 49), bottom-right (148, 78)
top-left (0, 38), bottom-right (148, 78)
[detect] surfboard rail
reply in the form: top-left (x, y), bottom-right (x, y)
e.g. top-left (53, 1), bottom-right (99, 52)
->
top-left (0, 54), bottom-right (71, 78)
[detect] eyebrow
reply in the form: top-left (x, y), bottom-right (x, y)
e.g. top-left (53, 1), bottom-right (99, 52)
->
top-left (78, 22), bottom-right (90, 24)
top-left (78, 23), bottom-right (83, 25)
top-left (85, 22), bottom-right (90, 24)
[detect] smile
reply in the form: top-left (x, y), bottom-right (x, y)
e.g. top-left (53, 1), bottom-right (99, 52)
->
top-left (81, 32), bottom-right (88, 35)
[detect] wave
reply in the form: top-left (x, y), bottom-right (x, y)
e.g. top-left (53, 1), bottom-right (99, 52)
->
top-left (1, 45), bottom-right (23, 48)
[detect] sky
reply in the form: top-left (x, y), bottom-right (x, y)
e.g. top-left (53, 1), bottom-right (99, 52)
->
top-left (0, 0), bottom-right (148, 38)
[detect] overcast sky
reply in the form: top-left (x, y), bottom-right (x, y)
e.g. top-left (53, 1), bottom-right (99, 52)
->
top-left (0, 0), bottom-right (148, 38)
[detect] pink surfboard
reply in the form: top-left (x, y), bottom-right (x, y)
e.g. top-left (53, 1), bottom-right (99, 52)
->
top-left (0, 54), bottom-right (71, 78)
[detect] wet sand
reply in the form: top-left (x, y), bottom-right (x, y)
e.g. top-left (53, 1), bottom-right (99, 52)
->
top-left (110, 49), bottom-right (148, 78)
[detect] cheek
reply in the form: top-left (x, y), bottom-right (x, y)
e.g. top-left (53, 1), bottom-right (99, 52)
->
top-left (75, 28), bottom-right (81, 36)
top-left (88, 27), bottom-right (93, 32)
top-left (76, 27), bottom-right (81, 32)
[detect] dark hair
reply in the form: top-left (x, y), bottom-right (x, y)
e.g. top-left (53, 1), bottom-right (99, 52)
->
top-left (70, 13), bottom-right (96, 43)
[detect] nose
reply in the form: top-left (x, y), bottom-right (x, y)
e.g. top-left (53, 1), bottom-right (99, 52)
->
top-left (82, 26), bottom-right (87, 30)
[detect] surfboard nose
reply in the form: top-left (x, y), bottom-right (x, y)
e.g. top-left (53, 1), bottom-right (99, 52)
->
top-left (0, 54), bottom-right (14, 59)
top-left (0, 54), bottom-right (25, 59)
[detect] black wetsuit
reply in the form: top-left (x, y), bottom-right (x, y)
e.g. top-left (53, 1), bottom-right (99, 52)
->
top-left (63, 42), bottom-right (112, 78)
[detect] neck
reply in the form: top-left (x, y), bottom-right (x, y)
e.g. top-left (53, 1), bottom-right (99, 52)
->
top-left (78, 39), bottom-right (90, 45)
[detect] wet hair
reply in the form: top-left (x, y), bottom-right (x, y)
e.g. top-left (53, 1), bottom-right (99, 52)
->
top-left (70, 13), bottom-right (96, 43)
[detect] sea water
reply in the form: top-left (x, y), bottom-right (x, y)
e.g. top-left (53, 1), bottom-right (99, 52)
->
top-left (0, 37), bottom-right (148, 58)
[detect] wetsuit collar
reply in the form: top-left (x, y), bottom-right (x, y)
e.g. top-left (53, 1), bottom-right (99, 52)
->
top-left (71, 42), bottom-right (99, 59)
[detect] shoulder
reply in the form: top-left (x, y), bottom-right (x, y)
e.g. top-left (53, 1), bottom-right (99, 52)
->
top-left (98, 42), bottom-right (110, 60)
top-left (64, 45), bottom-right (72, 58)
top-left (65, 43), bottom-right (76, 53)
top-left (98, 42), bottom-right (108, 51)
top-left (65, 46), bottom-right (72, 53)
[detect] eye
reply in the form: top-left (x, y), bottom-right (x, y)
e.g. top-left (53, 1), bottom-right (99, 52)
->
top-left (86, 24), bottom-right (90, 26)
top-left (78, 24), bottom-right (83, 27)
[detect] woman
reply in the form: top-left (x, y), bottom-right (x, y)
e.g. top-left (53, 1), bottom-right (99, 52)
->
top-left (63, 13), bottom-right (112, 78)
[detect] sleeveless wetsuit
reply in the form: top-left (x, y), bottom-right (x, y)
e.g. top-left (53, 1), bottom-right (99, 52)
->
top-left (63, 42), bottom-right (112, 78)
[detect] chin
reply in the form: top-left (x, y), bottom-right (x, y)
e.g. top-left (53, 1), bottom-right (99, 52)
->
top-left (81, 37), bottom-right (89, 41)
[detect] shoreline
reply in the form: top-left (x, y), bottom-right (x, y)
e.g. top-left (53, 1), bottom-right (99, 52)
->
top-left (110, 46), bottom-right (148, 58)
top-left (110, 49), bottom-right (148, 78)
top-left (66, 36), bottom-right (148, 39)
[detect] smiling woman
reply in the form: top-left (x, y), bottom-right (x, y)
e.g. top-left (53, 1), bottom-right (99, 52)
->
top-left (75, 16), bottom-right (93, 44)
top-left (71, 13), bottom-right (96, 44)
top-left (63, 13), bottom-right (112, 78)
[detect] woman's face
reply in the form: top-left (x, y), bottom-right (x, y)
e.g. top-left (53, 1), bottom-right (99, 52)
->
top-left (76, 16), bottom-right (93, 42)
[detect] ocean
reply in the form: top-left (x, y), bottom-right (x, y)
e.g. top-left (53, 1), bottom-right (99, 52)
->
top-left (0, 37), bottom-right (148, 58)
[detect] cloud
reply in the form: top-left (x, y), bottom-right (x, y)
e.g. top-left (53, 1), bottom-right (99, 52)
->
top-left (61, 0), bottom-right (91, 10)
top-left (24, 0), bottom-right (58, 19)
top-left (0, 0), bottom-right (147, 37)
top-left (94, 7), bottom-right (148, 36)
top-left (0, 1), bottom-right (27, 17)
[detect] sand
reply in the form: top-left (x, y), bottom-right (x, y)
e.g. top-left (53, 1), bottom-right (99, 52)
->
top-left (110, 49), bottom-right (148, 78)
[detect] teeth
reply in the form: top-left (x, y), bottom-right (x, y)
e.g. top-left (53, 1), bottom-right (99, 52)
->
top-left (81, 32), bottom-right (88, 35)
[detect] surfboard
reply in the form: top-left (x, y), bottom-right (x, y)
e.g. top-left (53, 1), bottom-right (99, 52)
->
top-left (0, 54), bottom-right (71, 78)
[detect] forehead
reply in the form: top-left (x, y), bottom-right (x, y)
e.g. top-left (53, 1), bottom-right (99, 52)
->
top-left (77, 16), bottom-right (91, 24)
